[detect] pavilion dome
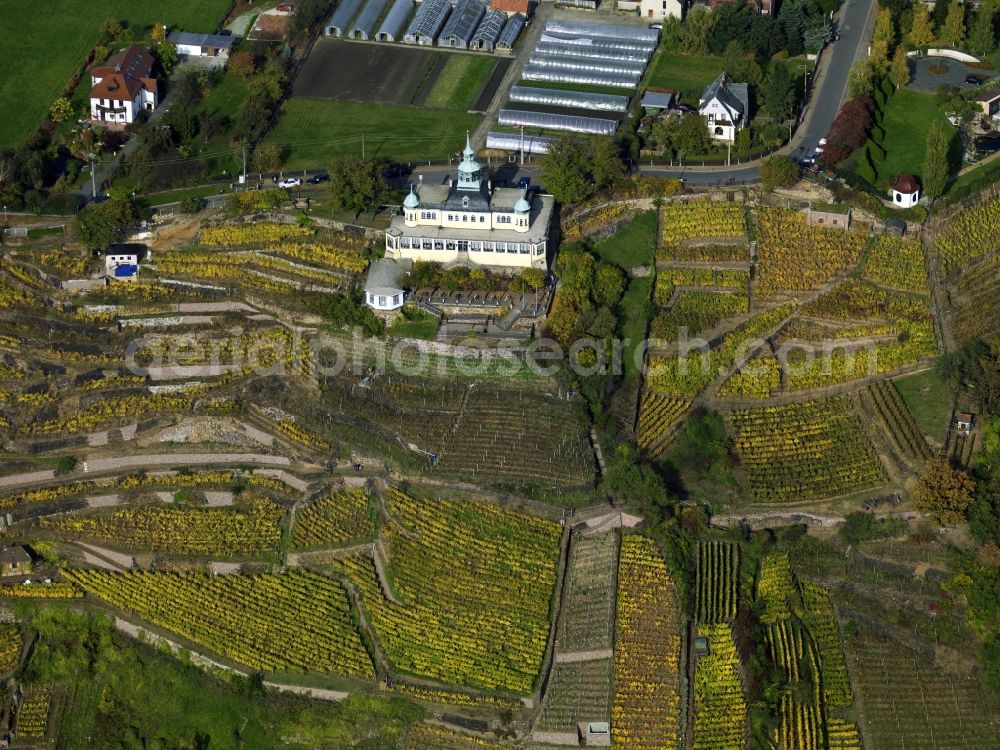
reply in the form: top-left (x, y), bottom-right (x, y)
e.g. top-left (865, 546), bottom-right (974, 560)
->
top-left (403, 185), bottom-right (420, 209)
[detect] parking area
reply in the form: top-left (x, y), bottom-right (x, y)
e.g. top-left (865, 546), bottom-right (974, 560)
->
top-left (909, 55), bottom-right (991, 92)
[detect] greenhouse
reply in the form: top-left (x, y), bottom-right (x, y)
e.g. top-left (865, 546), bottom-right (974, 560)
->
top-left (470, 9), bottom-right (506, 51)
top-left (528, 51), bottom-right (647, 77)
top-left (496, 13), bottom-right (525, 53)
top-left (499, 108), bottom-right (618, 135)
top-left (544, 18), bottom-right (660, 45)
top-left (404, 0), bottom-right (452, 45)
top-left (534, 40), bottom-right (651, 63)
top-left (438, 0), bottom-right (486, 49)
top-left (325, 0), bottom-right (365, 36)
top-left (349, 0), bottom-right (391, 40)
top-left (376, 0), bottom-right (413, 42)
top-left (508, 85), bottom-right (629, 113)
top-left (540, 31), bottom-right (656, 55)
top-left (486, 131), bottom-right (557, 154)
top-left (521, 63), bottom-right (640, 89)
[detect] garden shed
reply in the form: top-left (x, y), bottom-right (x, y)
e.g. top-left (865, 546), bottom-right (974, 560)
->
top-left (365, 258), bottom-right (412, 311)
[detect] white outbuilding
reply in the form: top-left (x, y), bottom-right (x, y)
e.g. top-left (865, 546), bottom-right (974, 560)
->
top-left (364, 258), bottom-right (411, 311)
top-left (891, 174), bottom-right (920, 209)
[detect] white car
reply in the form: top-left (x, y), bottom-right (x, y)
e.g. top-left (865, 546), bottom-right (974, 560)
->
top-left (278, 177), bottom-right (301, 188)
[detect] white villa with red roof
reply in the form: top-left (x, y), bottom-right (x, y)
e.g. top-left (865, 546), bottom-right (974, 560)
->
top-left (89, 44), bottom-right (158, 125)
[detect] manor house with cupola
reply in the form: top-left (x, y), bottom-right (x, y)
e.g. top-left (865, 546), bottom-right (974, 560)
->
top-left (384, 136), bottom-right (554, 270)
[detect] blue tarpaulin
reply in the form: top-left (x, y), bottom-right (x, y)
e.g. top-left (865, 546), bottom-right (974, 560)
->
top-left (114, 264), bottom-right (138, 277)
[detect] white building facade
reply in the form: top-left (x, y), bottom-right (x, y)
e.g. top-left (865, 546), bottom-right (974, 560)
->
top-left (384, 137), bottom-right (554, 270)
top-left (89, 45), bottom-right (158, 125)
top-left (698, 72), bottom-right (749, 143)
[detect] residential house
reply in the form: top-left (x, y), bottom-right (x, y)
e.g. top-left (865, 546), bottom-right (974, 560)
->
top-left (167, 31), bottom-right (240, 60)
top-left (89, 44), bottom-right (158, 125)
top-left (0, 547), bottom-right (31, 576)
top-left (105, 251), bottom-right (139, 281)
top-left (636, 0), bottom-right (684, 18)
top-left (955, 412), bottom-right (976, 435)
top-left (698, 72), bottom-right (749, 143)
top-left (384, 136), bottom-right (554, 270)
top-left (972, 87), bottom-right (1000, 118)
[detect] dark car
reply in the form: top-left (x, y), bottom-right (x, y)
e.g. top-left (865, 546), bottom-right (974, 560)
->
top-left (675, 103), bottom-right (697, 114)
top-left (307, 173), bottom-right (330, 184)
top-left (383, 164), bottom-right (412, 179)
top-left (966, 74), bottom-right (987, 85)
top-left (517, 175), bottom-right (530, 190)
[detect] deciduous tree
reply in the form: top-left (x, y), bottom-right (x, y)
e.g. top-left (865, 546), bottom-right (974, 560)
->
top-left (760, 155), bottom-right (800, 190)
top-left (229, 51), bottom-right (258, 79)
top-left (889, 46), bottom-right (911, 89)
top-left (541, 137), bottom-right (591, 204)
top-left (970, 2), bottom-right (998, 56)
top-left (251, 143), bottom-right (283, 173)
top-left (908, 3), bottom-right (936, 47)
top-left (763, 63), bottom-right (796, 122)
top-left (49, 98), bottom-right (73, 124)
top-left (915, 457), bottom-right (976, 525)
top-left (940, 1), bottom-right (967, 47)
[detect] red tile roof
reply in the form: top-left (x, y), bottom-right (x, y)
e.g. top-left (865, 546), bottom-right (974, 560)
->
top-left (893, 174), bottom-right (919, 194)
top-left (491, 0), bottom-right (530, 14)
top-left (90, 44), bottom-right (156, 102)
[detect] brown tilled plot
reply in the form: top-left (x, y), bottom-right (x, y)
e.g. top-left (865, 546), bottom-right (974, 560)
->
top-left (293, 39), bottom-right (442, 105)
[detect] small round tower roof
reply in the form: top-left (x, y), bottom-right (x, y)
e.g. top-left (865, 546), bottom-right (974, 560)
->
top-left (514, 189), bottom-right (531, 213)
top-left (893, 174), bottom-right (919, 194)
top-left (458, 132), bottom-right (480, 176)
top-left (403, 184), bottom-right (420, 209)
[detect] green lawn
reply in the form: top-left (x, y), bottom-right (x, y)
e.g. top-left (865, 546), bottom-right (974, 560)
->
top-left (144, 184), bottom-right (227, 206)
top-left (893, 370), bottom-right (955, 441)
top-left (264, 98), bottom-right (482, 167)
top-left (873, 89), bottom-right (949, 184)
top-left (0, 0), bottom-right (231, 148)
top-left (388, 307), bottom-right (439, 340)
top-left (618, 276), bottom-right (653, 379)
top-left (592, 211), bottom-right (658, 269)
top-left (425, 55), bottom-right (496, 110)
top-left (646, 52), bottom-right (726, 104)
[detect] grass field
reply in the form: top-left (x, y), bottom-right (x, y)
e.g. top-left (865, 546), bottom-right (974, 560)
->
top-left (873, 89), bottom-right (949, 184)
top-left (893, 370), bottom-right (954, 441)
top-left (0, 0), bottom-right (231, 149)
top-left (618, 277), bottom-right (653, 379)
top-left (425, 55), bottom-right (497, 110)
top-left (264, 99), bottom-right (482, 167)
top-left (593, 211), bottom-right (658, 268)
top-left (646, 52), bottom-right (726, 104)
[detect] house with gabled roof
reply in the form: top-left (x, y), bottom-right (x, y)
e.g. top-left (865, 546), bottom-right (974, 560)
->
top-left (698, 72), bottom-right (749, 143)
top-left (89, 44), bottom-right (158, 125)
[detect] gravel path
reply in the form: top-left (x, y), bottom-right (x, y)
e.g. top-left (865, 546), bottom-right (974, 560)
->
top-left (554, 650), bottom-right (612, 664)
top-left (76, 543), bottom-right (134, 570)
top-left (0, 470), bottom-right (55, 489)
top-left (83, 453), bottom-right (291, 473)
top-left (86, 495), bottom-right (121, 508)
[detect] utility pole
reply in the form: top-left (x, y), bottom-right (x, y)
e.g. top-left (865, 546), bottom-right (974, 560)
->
top-left (362, 133), bottom-right (365, 161)
top-left (242, 144), bottom-right (247, 187)
top-left (87, 152), bottom-right (97, 200)
top-left (519, 124), bottom-right (524, 166)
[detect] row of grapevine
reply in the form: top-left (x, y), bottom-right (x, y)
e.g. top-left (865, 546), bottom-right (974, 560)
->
top-left (64, 569), bottom-right (373, 676)
top-left (727, 396), bottom-right (885, 503)
top-left (800, 582), bottom-right (853, 709)
top-left (330, 490), bottom-right (560, 694)
top-left (291, 487), bottom-right (376, 550)
top-left (612, 536), bottom-right (682, 750)
top-left (41, 496), bottom-right (283, 558)
top-left (695, 540), bottom-right (740, 624)
top-left (636, 392), bottom-right (690, 458)
top-left (756, 553), bottom-right (796, 624)
top-left (864, 380), bottom-right (933, 461)
top-left (693, 624), bottom-right (746, 749)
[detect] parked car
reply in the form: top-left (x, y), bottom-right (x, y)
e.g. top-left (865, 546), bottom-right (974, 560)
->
top-left (648, 22), bottom-right (663, 30)
top-left (675, 103), bottom-right (697, 114)
top-left (517, 175), bottom-right (531, 190)
top-left (278, 177), bottom-right (301, 188)
top-left (966, 74), bottom-right (987, 85)
top-left (307, 173), bottom-right (330, 184)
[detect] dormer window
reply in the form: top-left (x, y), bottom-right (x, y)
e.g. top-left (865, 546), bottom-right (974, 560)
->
top-left (462, 196), bottom-right (469, 208)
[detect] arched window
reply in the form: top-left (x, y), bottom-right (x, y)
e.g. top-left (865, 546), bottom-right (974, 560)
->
top-left (714, 127), bottom-right (723, 136)
top-left (462, 196), bottom-right (469, 208)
